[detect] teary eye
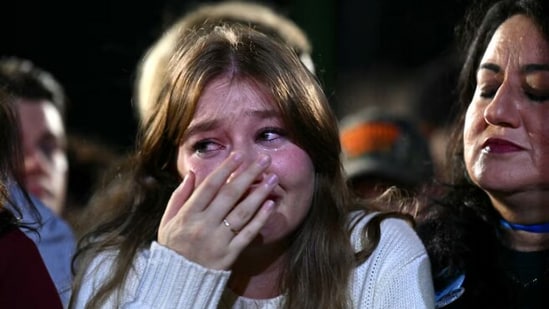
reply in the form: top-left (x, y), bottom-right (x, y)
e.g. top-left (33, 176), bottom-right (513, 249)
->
top-left (192, 139), bottom-right (223, 154)
top-left (257, 127), bottom-right (285, 143)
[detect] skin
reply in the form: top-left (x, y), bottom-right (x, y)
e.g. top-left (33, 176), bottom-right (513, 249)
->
top-left (17, 100), bottom-right (67, 215)
top-left (463, 15), bottom-right (549, 250)
top-left (158, 75), bottom-right (315, 297)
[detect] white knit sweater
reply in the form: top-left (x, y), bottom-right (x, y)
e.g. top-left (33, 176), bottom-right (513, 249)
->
top-left (73, 212), bottom-right (434, 308)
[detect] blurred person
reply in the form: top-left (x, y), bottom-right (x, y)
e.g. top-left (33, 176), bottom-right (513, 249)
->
top-left (411, 54), bottom-right (461, 179)
top-left (135, 0), bottom-right (315, 124)
top-left (0, 87), bottom-right (63, 308)
top-left (0, 56), bottom-right (76, 306)
top-left (70, 24), bottom-right (434, 308)
top-left (340, 106), bottom-right (434, 201)
top-left (405, 0), bottom-right (549, 307)
top-left (0, 56), bottom-right (68, 216)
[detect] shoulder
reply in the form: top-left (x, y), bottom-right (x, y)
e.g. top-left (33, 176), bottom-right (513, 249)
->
top-left (348, 210), bottom-right (425, 256)
top-left (0, 227), bottom-right (38, 254)
top-left (348, 211), bottom-right (434, 308)
top-left (75, 242), bottom-right (231, 308)
top-left (74, 245), bottom-right (152, 306)
top-left (0, 228), bottom-right (57, 284)
top-left (0, 228), bottom-right (63, 308)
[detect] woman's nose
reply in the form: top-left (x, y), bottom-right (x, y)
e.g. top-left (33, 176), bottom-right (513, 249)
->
top-left (232, 148), bottom-right (269, 183)
top-left (483, 80), bottom-right (521, 128)
top-left (24, 148), bottom-right (48, 176)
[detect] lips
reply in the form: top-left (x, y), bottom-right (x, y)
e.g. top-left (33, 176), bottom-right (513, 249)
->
top-left (482, 138), bottom-right (524, 153)
top-left (237, 186), bottom-right (281, 205)
top-left (265, 194), bottom-right (280, 204)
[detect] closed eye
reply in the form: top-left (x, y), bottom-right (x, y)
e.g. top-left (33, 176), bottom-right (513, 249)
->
top-left (479, 87), bottom-right (497, 99)
top-left (525, 92), bottom-right (549, 102)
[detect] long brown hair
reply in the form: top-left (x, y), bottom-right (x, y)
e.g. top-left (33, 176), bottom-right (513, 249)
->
top-left (72, 24), bottom-right (386, 309)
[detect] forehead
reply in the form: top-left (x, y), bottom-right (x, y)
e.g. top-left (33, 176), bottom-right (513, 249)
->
top-left (483, 15), bottom-right (549, 63)
top-left (193, 76), bottom-right (274, 117)
top-left (16, 98), bottom-right (65, 134)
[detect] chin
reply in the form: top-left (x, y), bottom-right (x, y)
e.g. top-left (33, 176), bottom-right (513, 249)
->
top-left (248, 217), bottom-right (291, 248)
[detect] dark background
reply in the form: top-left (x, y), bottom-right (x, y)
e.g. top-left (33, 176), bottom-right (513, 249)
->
top-left (0, 0), bottom-right (470, 153)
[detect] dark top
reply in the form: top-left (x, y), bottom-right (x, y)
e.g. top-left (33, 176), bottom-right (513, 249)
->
top-left (0, 211), bottom-right (63, 309)
top-left (443, 245), bottom-right (549, 309)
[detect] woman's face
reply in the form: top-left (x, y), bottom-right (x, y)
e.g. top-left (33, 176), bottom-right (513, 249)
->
top-left (176, 75), bottom-right (315, 244)
top-left (17, 100), bottom-right (67, 215)
top-left (464, 15), bottom-right (549, 221)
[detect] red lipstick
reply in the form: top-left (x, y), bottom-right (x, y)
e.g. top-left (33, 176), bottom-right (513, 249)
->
top-left (482, 138), bottom-right (524, 153)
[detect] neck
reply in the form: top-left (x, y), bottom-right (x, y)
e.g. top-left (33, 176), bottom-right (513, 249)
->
top-left (500, 219), bottom-right (549, 233)
top-left (228, 241), bottom-right (289, 299)
top-left (500, 227), bottom-right (549, 251)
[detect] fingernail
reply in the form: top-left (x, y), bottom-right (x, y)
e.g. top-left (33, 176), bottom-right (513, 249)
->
top-left (258, 155), bottom-right (270, 167)
top-left (264, 200), bottom-right (276, 211)
top-left (266, 174), bottom-right (278, 186)
top-left (232, 152), bottom-right (243, 163)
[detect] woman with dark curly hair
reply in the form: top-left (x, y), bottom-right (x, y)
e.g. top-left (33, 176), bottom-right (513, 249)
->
top-left (416, 0), bottom-right (549, 307)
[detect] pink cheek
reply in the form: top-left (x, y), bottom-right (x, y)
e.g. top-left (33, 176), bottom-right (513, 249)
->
top-left (270, 150), bottom-right (313, 177)
top-left (191, 166), bottom-right (214, 183)
top-left (186, 158), bottom-right (223, 183)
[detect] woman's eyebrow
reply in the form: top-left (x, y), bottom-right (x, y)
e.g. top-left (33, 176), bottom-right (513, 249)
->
top-left (183, 109), bottom-right (279, 138)
top-left (184, 119), bottom-right (219, 139)
top-left (522, 63), bottom-right (549, 73)
top-left (479, 62), bottom-right (500, 73)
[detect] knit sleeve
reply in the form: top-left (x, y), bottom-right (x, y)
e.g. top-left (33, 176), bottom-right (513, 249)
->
top-left (73, 241), bottom-right (231, 309)
top-left (350, 213), bottom-right (435, 309)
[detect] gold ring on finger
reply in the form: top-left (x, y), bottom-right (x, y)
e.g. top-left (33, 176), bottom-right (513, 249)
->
top-left (222, 218), bottom-right (239, 235)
